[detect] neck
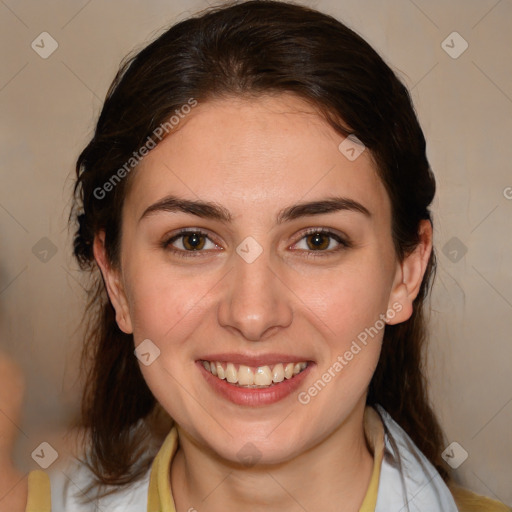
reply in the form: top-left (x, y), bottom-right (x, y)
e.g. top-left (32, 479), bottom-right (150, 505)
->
top-left (170, 401), bottom-right (374, 512)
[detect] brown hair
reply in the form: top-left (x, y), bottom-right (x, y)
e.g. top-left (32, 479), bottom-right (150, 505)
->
top-left (71, 0), bottom-right (449, 493)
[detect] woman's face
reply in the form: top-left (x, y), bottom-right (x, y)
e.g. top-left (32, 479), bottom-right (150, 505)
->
top-left (97, 93), bottom-right (426, 465)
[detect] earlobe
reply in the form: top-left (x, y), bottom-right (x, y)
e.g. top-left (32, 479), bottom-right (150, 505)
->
top-left (386, 220), bottom-right (433, 325)
top-left (93, 231), bottom-right (133, 334)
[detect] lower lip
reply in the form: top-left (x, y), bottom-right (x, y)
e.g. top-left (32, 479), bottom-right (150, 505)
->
top-left (197, 361), bottom-right (313, 406)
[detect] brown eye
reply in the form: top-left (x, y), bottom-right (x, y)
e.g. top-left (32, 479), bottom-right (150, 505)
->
top-left (182, 232), bottom-right (206, 250)
top-left (162, 229), bottom-right (219, 256)
top-left (292, 228), bottom-right (351, 257)
top-left (305, 232), bottom-right (330, 251)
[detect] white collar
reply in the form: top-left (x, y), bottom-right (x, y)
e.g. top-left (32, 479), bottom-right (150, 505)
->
top-left (375, 405), bottom-right (458, 511)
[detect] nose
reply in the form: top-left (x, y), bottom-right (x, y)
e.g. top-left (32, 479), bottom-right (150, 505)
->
top-left (217, 245), bottom-right (293, 342)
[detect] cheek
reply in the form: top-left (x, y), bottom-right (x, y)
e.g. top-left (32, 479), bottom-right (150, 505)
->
top-left (295, 269), bottom-right (387, 424)
top-left (297, 256), bottom-right (392, 341)
top-left (124, 258), bottom-right (215, 342)
top-left (292, 253), bottom-right (391, 396)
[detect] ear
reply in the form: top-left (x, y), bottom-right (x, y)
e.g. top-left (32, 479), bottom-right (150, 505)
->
top-left (93, 231), bottom-right (133, 334)
top-left (386, 219), bottom-right (433, 325)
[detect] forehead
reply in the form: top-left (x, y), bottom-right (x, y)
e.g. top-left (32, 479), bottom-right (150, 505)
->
top-left (125, 94), bottom-right (391, 225)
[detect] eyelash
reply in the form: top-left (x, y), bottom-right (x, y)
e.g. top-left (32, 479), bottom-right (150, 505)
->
top-left (161, 227), bottom-right (352, 259)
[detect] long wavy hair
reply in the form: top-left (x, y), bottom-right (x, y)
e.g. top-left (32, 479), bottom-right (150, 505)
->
top-left (70, 0), bottom-right (449, 493)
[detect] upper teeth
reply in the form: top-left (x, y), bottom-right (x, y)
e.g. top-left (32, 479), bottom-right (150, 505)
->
top-left (202, 361), bottom-right (308, 387)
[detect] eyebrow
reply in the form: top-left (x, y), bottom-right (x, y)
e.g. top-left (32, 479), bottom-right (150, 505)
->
top-left (139, 194), bottom-right (372, 224)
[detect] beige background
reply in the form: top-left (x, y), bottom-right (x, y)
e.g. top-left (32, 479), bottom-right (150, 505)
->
top-left (1, 0), bottom-right (511, 505)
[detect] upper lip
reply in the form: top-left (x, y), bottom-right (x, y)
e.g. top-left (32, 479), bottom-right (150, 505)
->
top-left (198, 353), bottom-right (312, 367)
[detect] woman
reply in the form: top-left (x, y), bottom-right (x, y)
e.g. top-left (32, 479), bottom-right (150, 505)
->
top-left (22, 1), bottom-right (510, 510)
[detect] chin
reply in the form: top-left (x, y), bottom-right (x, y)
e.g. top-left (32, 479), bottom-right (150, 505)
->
top-left (203, 426), bottom-right (309, 467)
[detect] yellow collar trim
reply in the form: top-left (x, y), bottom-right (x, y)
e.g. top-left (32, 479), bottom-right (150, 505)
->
top-left (359, 406), bottom-right (385, 511)
top-left (26, 470), bottom-right (51, 512)
top-left (147, 426), bottom-right (179, 512)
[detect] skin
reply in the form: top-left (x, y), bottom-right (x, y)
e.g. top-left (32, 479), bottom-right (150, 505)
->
top-left (0, 351), bottom-right (85, 512)
top-left (94, 93), bottom-right (432, 512)
top-left (0, 352), bottom-right (27, 512)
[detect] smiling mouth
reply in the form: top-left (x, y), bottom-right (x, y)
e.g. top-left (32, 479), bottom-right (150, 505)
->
top-left (200, 360), bottom-right (309, 388)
